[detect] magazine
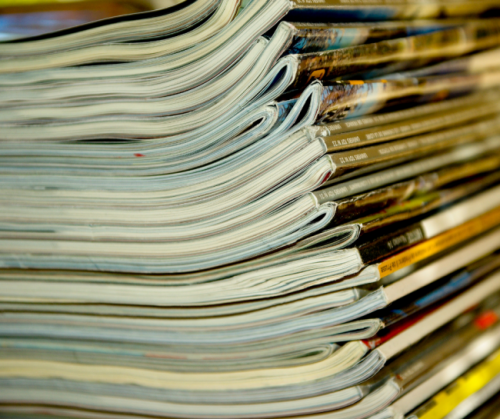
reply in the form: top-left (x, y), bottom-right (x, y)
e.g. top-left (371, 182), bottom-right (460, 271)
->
top-left (0, 0), bottom-right (215, 42)
top-left (1, 268), bottom-right (499, 417)
top-left (370, 320), bottom-right (500, 418)
top-left (2, 0), bottom-right (500, 418)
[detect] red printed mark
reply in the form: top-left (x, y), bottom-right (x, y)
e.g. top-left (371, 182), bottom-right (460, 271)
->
top-left (475, 310), bottom-right (499, 330)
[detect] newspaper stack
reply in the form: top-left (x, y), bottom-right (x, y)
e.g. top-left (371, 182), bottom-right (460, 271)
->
top-left (1, 0), bottom-right (500, 418)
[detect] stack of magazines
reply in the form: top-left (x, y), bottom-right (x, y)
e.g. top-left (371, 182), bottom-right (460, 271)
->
top-left (2, 0), bottom-right (500, 418)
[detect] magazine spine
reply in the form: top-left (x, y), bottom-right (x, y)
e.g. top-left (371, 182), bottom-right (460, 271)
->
top-left (358, 223), bottom-right (427, 265)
